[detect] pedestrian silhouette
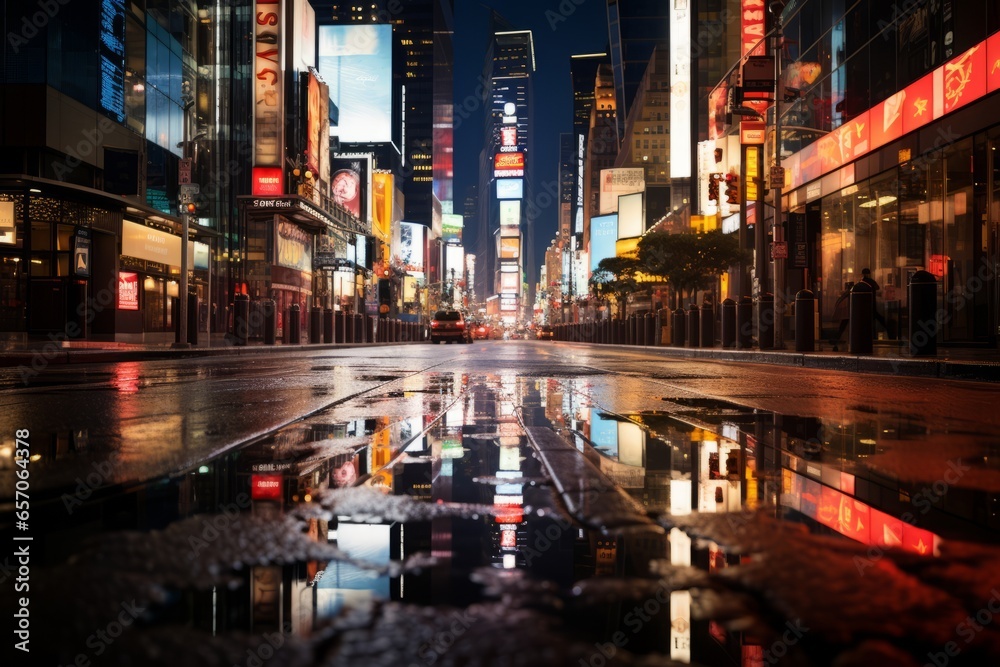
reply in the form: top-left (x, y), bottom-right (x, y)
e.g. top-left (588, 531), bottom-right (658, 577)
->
top-left (830, 281), bottom-right (852, 350)
top-left (861, 268), bottom-right (888, 336)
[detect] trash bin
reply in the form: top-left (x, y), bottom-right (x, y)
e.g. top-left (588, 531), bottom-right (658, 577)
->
top-left (908, 270), bottom-right (938, 356)
top-left (848, 281), bottom-right (873, 354)
top-left (794, 290), bottom-right (815, 352)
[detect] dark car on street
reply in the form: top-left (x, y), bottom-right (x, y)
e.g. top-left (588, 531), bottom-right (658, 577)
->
top-left (430, 310), bottom-right (472, 344)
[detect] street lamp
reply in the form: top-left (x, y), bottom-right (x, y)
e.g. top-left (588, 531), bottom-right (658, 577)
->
top-left (770, 0), bottom-right (787, 347)
top-left (173, 85), bottom-right (195, 349)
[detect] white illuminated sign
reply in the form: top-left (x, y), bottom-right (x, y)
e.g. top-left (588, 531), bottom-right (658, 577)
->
top-left (670, 5), bottom-right (691, 178)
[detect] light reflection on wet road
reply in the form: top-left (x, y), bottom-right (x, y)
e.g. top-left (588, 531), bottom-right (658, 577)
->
top-left (2, 341), bottom-right (1000, 665)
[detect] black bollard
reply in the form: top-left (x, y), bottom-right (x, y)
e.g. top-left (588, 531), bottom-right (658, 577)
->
top-left (636, 314), bottom-right (646, 346)
top-left (687, 304), bottom-right (700, 348)
top-left (310, 307), bottom-right (322, 344)
top-left (721, 298), bottom-right (736, 348)
top-left (627, 315), bottom-right (636, 345)
top-left (700, 302), bottom-right (714, 347)
top-left (908, 270), bottom-right (938, 356)
top-left (645, 313), bottom-right (655, 346)
top-left (848, 281), bottom-right (873, 354)
top-left (736, 296), bottom-right (753, 349)
top-left (172, 296), bottom-right (181, 344)
top-left (323, 309), bottom-right (333, 343)
top-left (672, 308), bottom-right (686, 346)
top-left (263, 299), bottom-right (277, 345)
top-left (794, 290), bottom-right (815, 352)
top-left (656, 308), bottom-right (669, 346)
top-left (758, 293), bottom-right (774, 350)
top-left (187, 294), bottom-right (199, 345)
top-left (334, 311), bottom-right (345, 343)
top-left (288, 303), bottom-right (301, 344)
top-left (233, 294), bottom-right (249, 346)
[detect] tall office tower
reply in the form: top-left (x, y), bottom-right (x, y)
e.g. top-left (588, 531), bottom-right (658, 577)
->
top-left (614, 47), bottom-right (671, 225)
top-left (582, 64), bottom-right (618, 254)
top-left (315, 0), bottom-right (454, 226)
top-left (558, 133), bottom-right (575, 246)
top-left (570, 53), bottom-right (610, 243)
top-left (0, 0), bottom-right (245, 342)
top-left (476, 11), bottom-right (535, 321)
top-left (606, 0), bottom-right (669, 142)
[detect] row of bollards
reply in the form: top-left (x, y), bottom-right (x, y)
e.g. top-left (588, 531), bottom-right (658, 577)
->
top-left (551, 270), bottom-right (941, 356)
top-left (229, 295), bottom-right (424, 347)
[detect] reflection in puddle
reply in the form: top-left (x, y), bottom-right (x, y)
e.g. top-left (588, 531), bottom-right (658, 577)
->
top-left (18, 370), bottom-right (1000, 666)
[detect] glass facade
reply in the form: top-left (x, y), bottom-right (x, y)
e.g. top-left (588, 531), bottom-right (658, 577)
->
top-left (775, 2), bottom-right (1000, 346)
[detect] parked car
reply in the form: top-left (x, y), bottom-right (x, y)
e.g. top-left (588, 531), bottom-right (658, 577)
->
top-left (430, 310), bottom-right (471, 344)
top-left (536, 325), bottom-right (554, 340)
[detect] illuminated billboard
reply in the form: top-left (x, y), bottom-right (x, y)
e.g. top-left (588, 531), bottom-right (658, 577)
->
top-left (318, 25), bottom-right (392, 143)
top-left (330, 155), bottom-right (369, 220)
top-left (500, 272), bottom-right (519, 292)
top-left (499, 200), bottom-right (520, 232)
top-left (499, 237), bottom-right (520, 259)
top-left (617, 192), bottom-right (643, 239)
top-left (396, 222), bottom-right (425, 276)
top-left (501, 126), bottom-right (518, 147)
top-left (496, 178), bottom-right (524, 200)
top-left (670, 4), bottom-right (691, 178)
top-left (494, 152), bottom-right (525, 177)
top-left (442, 213), bottom-right (463, 242)
top-left (599, 168), bottom-right (644, 215)
top-left (371, 171), bottom-right (393, 252)
top-left (589, 214), bottom-right (617, 272)
top-left (445, 243), bottom-right (464, 278)
top-left (117, 272), bottom-right (139, 311)
top-left (255, 0), bottom-right (283, 167)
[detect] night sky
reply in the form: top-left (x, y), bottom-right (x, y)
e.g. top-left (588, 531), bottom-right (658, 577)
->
top-left (453, 0), bottom-right (609, 274)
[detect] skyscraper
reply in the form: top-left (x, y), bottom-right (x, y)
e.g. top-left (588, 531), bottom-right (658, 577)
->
top-left (475, 12), bottom-right (535, 320)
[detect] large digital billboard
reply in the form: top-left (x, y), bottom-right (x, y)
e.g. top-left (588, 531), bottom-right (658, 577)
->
top-left (599, 168), bottom-right (644, 215)
top-left (396, 222), bottom-right (425, 276)
top-left (494, 153), bottom-right (525, 177)
top-left (496, 178), bottom-right (524, 200)
top-left (318, 25), bottom-right (392, 143)
top-left (330, 155), bottom-right (369, 220)
top-left (371, 171), bottom-right (393, 251)
top-left (442, 213), bottom-right (463, 242)
top-left (499, 237), bottom-right (520, 259)
top-left (670, 4), bottom-right (691, 178)
top-left (589, 214), bottom-right (617, 272)
top-left (255, 0), bottom-right (283, 167)
top-left (499, 200), bottom-right (520, 233)
top-left (617, 192), bottom-right (644, 239)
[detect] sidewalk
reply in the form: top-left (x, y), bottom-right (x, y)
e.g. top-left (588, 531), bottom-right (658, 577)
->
top-left (2, 335), bottom-right (999, 382)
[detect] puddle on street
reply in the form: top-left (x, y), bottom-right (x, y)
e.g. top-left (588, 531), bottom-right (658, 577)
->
top-left (8, 371), bottom-right (1000, 665)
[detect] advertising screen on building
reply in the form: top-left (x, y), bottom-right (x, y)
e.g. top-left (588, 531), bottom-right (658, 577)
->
top-left (589, 214), bottom-right (617, 272)
top-left (306, 69), bottom-right (330, 182)
top-left (255, 0), bottom-right (283, 167)
top-left (494, 153), bottom-right (525, 177)
top-left (318, 24), bottom-right (392, 143)
top-left (396, 222), bottom-right (425, 276)
top-left (496, 178), bottom-right (523, 200)
top-left (500, 200), bottom-right (520, 232)
top-left (442, 213), bottom-right (463, 241)
top-left (117, 272), bottom-right (139, 311)
top-left (99, 0), bottom-right (126, 124)
top-left (599, 168), bottom-right (644, 215)
top-left (670, 5), bottom-right (691, 178)
top-left (371, 171), bottom-right (393, 252)
top-left (330, 155), bottom-right (368, 220)
top-left (501, 126), bottom-right (517, 147)
top-left (500, 272), bottom-right (519, 292)
top-left (499, 237), bottom-right (520, 259)
top-left (122, 221), bottom-right (181, 266)
top-left (252, 167), bottom-right (284, 196)
top-left (617, 192), bottom-right (644, 239)
top-left (445, 243), bottom-right (464, 278)
top-left (275, 218), bottom-right (313, 273)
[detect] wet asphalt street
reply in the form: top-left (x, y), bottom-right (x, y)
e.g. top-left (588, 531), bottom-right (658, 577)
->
top-left (2, 340), bottom-right (1000, 666)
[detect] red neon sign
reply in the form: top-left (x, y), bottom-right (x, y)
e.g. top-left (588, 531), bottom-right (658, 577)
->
top-left (117, 272), bottom-right (139, 311)
top-left (251, 474), bottom-right (283, 500)
top-left (252, 167), bottom-right (284, 196)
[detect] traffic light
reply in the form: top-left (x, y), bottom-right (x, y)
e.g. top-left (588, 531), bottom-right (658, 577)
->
top-left (725, 173), bottom-right (740, 205)
top-left (708, 173), bottom-right (720, 201)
